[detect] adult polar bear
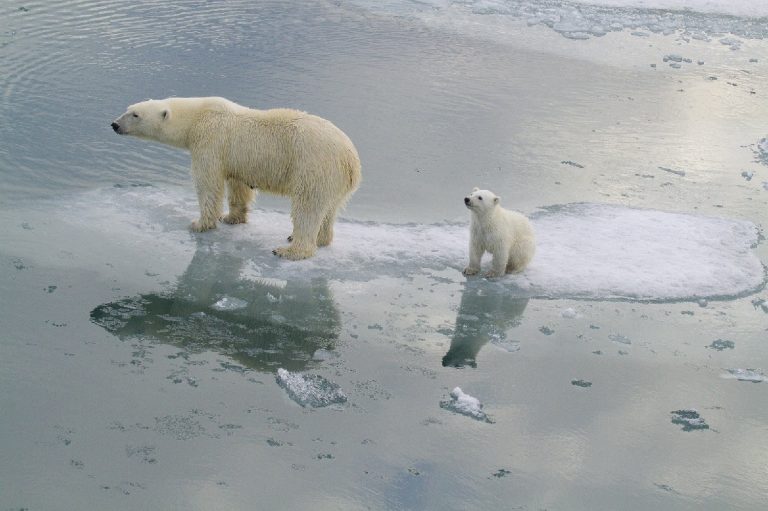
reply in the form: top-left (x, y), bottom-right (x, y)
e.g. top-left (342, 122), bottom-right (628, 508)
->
top-left (111, 97), bottom-right (361, 260)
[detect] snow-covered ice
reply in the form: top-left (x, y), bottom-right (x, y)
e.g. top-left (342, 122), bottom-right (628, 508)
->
top-left (440, 387), bottom-right (493, 423)
top-left (276, 368), bottom-right (347, 408)
top-left (61, 189), bottom-right (766, 302)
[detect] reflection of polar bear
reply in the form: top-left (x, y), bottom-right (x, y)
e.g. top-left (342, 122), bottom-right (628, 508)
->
top-left (111, 97), bottom-right (361, 260)
top-left (462, 188), bottom-right (535, 278)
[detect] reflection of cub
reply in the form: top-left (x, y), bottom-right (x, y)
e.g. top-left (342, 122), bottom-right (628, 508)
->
top-left (462, 188), bottom-right (535, 278)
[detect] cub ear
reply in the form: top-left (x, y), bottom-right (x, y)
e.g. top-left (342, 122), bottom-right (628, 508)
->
top-left (472, 187), bottom-right (479, 192)
top-left (161, 109), bottom-right (170, 120)
top-left (493, 196), bottom-right (500, 204)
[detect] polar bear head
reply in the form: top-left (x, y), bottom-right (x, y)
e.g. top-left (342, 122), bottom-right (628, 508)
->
top-left (464, 187), bottom-right (500, 214)
top-left (111, 99), bottom-right (185, 147)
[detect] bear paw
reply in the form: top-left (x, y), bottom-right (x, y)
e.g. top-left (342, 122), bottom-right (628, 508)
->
top-left (190, 219), bottom-right (217, 232)
top-left (462, 267), bottom-right (479, 276)
top-left (222, 213), bottom-right (247, 225)
top-left (272, 245), bottom-right (316, 261)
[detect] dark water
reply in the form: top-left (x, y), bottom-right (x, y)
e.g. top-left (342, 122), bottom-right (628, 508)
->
top-left (1, 1), bottom-right (767, 510)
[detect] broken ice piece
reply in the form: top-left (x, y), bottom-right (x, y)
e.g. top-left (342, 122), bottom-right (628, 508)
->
top-left (211, 296), bottom-right (248, 311)
top-left (276, 368), bottom-right (347, 408)
top-left (724, 368), bottom-right (765, 383)
top-left (440, 387), bottom-right (493, 423)
top-left (670, 409), bottom-right (709, 431)
top-left (741, 170), bottom-right (755, 181)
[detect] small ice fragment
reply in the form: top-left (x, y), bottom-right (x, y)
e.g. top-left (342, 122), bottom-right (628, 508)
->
top-left (312, 349), bottom-right (339, 361)
top-left (539, 326), bottom-right (555, 335)
top-left (706, 339), bottom-right (735, 351)
top-left (658, 166), bottom-right (685, 177)
top-left (609, 333), bottom-right (631, 345)
top-left (664, 54), bottom-right (683, 62)
top-left (211, 296), bottom-right (248, 311)
top-left (440, 387), bottom-right (493, 423)
top-left (266, 292), bottom-right (281, 303)
top-left (724, 368), bottom-right (765, 382)
top-left (669, 63), bottom-right (682, 69)
top-left (670, 409), bottom-right (709, 431)
top-left (276, 368), bottom-right (347, 408)
top-left (697, 299), bottom-right (708, 308)
top-left (741, 171), bottom-right (754, 181)
top-left (561, 307), bottom-right (578, 319)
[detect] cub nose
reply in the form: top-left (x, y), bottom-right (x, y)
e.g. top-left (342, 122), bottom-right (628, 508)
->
top-left (111, 122), bottom-right (120, 132)
top-left (464, 197), bottom-right (470, 204)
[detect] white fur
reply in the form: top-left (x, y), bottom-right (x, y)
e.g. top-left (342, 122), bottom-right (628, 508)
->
top-left (462, 188), bottom-right (535, 278)
top-left (112, 97), bottom-right (361, 260)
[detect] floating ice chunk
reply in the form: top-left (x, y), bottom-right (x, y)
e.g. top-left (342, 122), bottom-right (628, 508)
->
top-left (440, 387), bottom-right (493, 423)
top-left (658, 166), bottom-right (686, 176)
top-left (741, 170), bottom-right (755, 181)
top-left (561, 307), bottom-right (579, 318)
top-left (723, 368), bottom-right (765, 382)
top-left (211, 296), bottom-right (248, 311)
top-left (663, 54), bottom-right (683, 62)
top-left (276, 368), bottom-right (347, 408)
top-left (609, 333), bottom-right (631, 345)
top-left (706, 339), bottom-right (734, 351)
top-left (670, 409), bottom-right (709, 431)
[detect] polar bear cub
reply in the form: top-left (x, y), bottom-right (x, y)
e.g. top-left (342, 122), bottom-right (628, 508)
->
top-left (462, 188), bottom-right (535, 278)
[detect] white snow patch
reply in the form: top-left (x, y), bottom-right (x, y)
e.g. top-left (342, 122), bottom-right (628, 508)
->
top-left (211, 296), bottom-right (248, 311)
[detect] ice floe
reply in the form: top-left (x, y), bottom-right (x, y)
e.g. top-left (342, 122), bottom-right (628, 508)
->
top-left (276, 368), bottom-right (347, 408)
top-left (440, 387), bottom-right (493, 423)
top-left (670, 409), bottom-right (709, 431)
top-left (60, 188), bottom-right (765, 301)
top-left (723, 368), bottom-right (765, 383)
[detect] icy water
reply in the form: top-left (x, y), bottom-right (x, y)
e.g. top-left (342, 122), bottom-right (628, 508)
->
top-left (2, 1), bottom-right (768, 509)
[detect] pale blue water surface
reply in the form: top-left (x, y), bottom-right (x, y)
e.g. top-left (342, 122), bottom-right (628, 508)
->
top-left (1, 1), bottom-right (768, 509)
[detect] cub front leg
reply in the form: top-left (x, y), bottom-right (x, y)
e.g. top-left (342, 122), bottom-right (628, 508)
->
top-left (485, 245), bottom-right (510, 278)
top-left (463, 239), bottom-right (484, 276)
top-left (190, 156), bottom-right (225, 232)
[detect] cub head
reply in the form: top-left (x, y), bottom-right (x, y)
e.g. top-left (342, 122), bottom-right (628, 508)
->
top-left (464, 187), bottom-right (500, 213)
top-left (111, 99), bottom-right (174, 144)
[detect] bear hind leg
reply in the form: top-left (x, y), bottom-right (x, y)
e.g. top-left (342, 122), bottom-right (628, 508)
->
top-left (317, 202), bottom-right (343, 247)
top-left (273, 201), bottom-right (323, 260)
top-left (223, 179), bottom-right (255, 225)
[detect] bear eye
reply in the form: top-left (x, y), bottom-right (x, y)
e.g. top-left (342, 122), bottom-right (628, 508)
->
top-left (478, 196), bottom-right (483, 201)
top-left (132, 113), bottom-right (139, 118)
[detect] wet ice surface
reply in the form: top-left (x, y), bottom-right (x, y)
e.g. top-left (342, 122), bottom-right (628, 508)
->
top-left (2, 1), bottom-right (768, 510)
top-left (276, 369), bottom-right (348, 407)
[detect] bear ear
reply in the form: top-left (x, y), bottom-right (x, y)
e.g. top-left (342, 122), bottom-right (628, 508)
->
top-left (472, 187), bottom-right (479, 192)
top-left (161, 109), bottom-right (170, 120)
top-left (493, 196), bottom-right (500, 204)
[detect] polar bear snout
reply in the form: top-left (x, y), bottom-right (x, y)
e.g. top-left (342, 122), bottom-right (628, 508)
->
top-left (111, 122), bottom-right (121, 134)
top-left (464, 197), bottom-right (470, 205)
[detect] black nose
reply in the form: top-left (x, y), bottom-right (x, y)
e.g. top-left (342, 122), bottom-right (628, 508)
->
top-left (111, 122), bottom-right (119, 132)
top-left (464, 197), bottom-right (470, 204)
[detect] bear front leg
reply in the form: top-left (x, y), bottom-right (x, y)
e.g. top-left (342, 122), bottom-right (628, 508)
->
top-left (223, 179), bottom-right (255, 225)
top-left (485, 246), bottom-right (510, 278)
top-left (463, 240), bottom-right (483, 276)
top-left (190, 157), bottom-right (224, 232)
